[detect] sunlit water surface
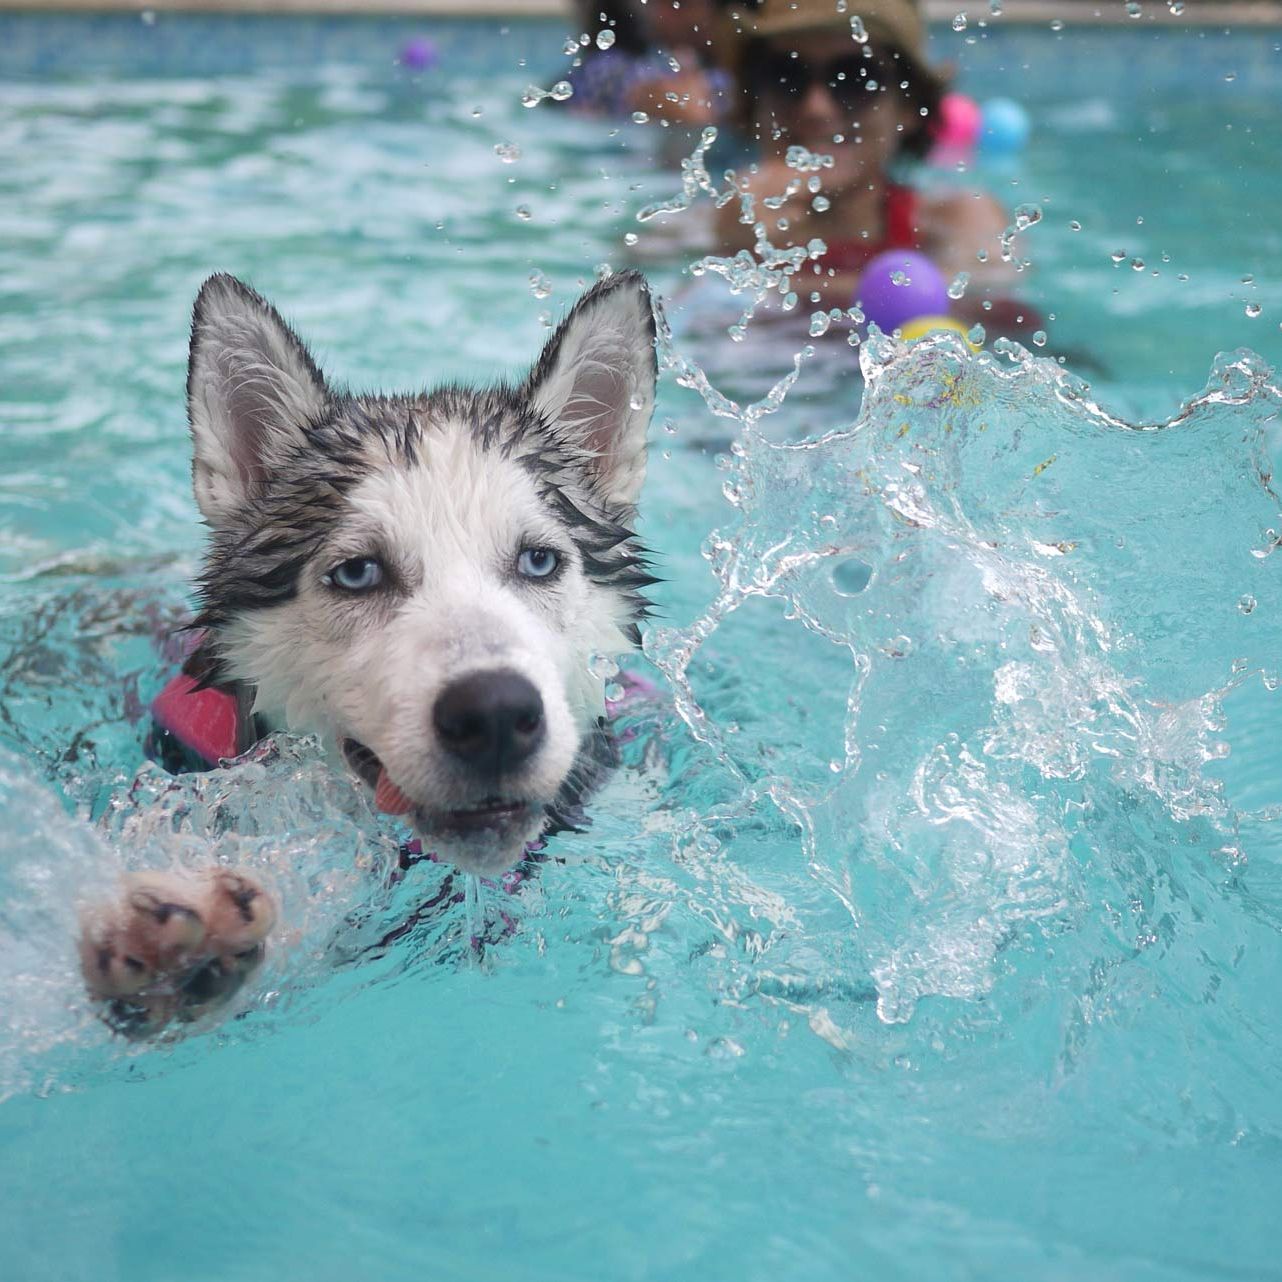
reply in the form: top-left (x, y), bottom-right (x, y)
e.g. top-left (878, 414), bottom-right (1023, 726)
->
top-left (2, 16), bottom-right (1281, 1282)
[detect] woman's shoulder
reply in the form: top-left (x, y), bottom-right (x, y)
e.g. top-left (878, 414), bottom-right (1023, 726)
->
top-left (917, 186), bottom-right (1008, 236)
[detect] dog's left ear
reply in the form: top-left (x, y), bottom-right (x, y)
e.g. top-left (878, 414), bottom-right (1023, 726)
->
top-left (524, 270), bottom-right (656, 510)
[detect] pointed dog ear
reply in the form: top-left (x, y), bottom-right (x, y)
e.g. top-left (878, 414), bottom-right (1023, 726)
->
top-left (187, 274), bottom-right (328, 527)
top-left (524, 270), bottom-right (656, 510)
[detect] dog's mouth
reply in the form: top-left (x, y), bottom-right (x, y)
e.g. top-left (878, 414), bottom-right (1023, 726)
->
top-left (342, 738), bottom-right (535, 838)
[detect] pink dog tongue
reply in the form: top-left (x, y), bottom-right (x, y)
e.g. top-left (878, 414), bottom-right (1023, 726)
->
top-left (374, 768), bottom-right (415, 816)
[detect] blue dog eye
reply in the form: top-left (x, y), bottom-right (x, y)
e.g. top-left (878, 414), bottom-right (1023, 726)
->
top-left (326, 557), bottom-right (384, 592)
top-left (517, 547), bottom-right (560, 579)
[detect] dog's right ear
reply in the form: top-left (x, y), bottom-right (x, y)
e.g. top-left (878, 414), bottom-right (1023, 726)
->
top-left (187, 274), bottom-right (327, 527)
top-left (524, 270), bottom-right (656, 512)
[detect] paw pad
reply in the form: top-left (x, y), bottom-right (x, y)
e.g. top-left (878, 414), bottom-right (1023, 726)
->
top-left (79, 868), bottom-right (276, 1039)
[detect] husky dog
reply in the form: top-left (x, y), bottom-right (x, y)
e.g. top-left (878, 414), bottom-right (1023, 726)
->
top-left (79, 270), bottom-right (658, 1035)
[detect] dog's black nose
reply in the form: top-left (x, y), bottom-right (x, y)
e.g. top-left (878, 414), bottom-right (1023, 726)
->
top-left (433, 670), bottom-right (545, 775)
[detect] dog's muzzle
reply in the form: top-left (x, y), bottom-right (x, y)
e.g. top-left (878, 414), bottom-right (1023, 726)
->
top-left (341, 667), bottom-right (549, 844)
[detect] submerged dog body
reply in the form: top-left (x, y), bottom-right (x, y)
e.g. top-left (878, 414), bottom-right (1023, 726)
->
top-left (81, 271), bottom-right (658, 1033)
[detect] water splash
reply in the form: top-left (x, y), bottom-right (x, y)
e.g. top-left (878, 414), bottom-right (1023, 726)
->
top-left (647, 331), bottom-right (1282, 1023)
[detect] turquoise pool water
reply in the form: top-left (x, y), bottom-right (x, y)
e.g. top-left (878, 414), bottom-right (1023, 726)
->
top-left (2, 14), bottom-right (1282, 1281)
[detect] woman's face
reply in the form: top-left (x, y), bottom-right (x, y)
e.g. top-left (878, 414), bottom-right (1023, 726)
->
top-left (752, 30), bottom-right (915, 176)
top-left (648, 0), bottom-right (716, 51)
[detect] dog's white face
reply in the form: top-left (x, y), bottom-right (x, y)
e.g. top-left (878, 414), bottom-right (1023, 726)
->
top-left (185, 272), bottom-right (656, 873)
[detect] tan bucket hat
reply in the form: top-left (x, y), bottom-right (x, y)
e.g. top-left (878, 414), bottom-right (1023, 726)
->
top-left (723, 0), bottom-right (928, 53)
top-left (718, 0), bottom-right (945, 100)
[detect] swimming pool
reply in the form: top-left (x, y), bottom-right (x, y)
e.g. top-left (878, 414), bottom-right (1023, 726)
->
top-left (2, 12), bottom-right (1281, 1281)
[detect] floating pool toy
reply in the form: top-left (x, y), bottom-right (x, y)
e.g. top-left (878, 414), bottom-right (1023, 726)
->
top-left (934, 92), bottom-right (982, 151)
top-left (856, 250), bottom-right (950, 336)
top-left (398, 36), bottom-right (439, 72)
top-left (981, 97), bottom-right (1031, 155)
top-left (898, 315), bottom-right (981, 351)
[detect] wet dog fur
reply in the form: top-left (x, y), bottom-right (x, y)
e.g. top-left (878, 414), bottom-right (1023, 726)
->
top-left (80, 270), bottom-right (658, 1036)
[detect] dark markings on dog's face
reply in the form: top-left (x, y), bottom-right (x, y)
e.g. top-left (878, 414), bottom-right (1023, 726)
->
top-left (188, 273), bottom-right (657, 681)
top-left (183, 270), bottom-right (659, 873)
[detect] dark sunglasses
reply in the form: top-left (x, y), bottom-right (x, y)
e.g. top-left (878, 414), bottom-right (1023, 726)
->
top-left (750, 49), bottom-right (897, 108)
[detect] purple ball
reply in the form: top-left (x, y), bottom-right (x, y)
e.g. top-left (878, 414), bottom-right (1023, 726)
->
top-left (398, 37), bottom-right (439, 72)
top-left (856, 250), bottom-right (950, 335)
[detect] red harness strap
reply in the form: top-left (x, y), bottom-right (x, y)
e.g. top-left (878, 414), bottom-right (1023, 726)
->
top-left (150, 672), bottom-right (243, 767)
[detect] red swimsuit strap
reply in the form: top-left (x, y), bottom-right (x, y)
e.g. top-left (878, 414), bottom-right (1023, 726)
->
top-left (821, 183), bottom-right (922, 274)
top-left (882, 183), bottom-right (921, 249)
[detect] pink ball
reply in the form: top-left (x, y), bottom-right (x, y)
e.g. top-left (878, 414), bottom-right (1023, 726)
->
top-left (855, 251), bottom-right (950, 335)
top-left (934, 92), bottom-right (982, 150)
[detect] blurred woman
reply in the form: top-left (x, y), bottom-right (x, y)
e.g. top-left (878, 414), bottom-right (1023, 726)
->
top-left (715, 0), bottom-right (1027, 326)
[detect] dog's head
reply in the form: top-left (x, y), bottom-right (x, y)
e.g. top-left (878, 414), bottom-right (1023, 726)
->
top-left (186, 271), bottom-right (656, 874)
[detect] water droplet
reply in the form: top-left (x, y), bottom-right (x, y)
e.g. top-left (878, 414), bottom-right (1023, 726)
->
top-left (1238, 594), bottom-right (1257, 615)
top-left (952, 11), bottom-right (968, 31)
top-left (589, 653), bottom-right (619, 679)
top-left (811, 195), bottom-right (831, 212)
top-left (1031, 330), bottom-right (1047, 346)
top-left (1168, 0), bottom-right (1184, 10)
top-left (493, 141), bottom-right (521, 163)
top-left (809, 311), bottom-right (832, 338)
top-left (967, 323), bottom-right (986, 345)
top-left (528, 269), bottom-right (551, 299)
top-left (140, 8), bottom-right (156, 24)
top-left (470, 106), bottom-right (484, 118)
top-left (1243, 301), bottom-right (1262, 317)
top-left (1014, 203), bottom-right (1042, 230)
top-left (1224, 70), bottom-right (1237, 82)
top-left (832, 558), bottom-right (873, 596)
top-left (514, 204), bottom-right (533, 221)
top-left (550, 80), bottom-right (574, 102)
top-left (631, 110), bottom-right (649, 124)
top-left (1130, 257), bottom-right (1145, 271)
top-left (521, 86), bottom-right (543, 108)
top-left (1110, 249), bottom-right (1126, 264)
top-left (849, 15), bottom-right (868, 41)
top-left (596, 28), bottom-right (616, 50)
top-left (947, 271), bottom-right (970, 300)
top-left (563, 36), bottom-right (580, 56)
top-left (1050, 16), bottom-right (1064, 29)
top-left (989, 0), bottom-right (1002, 14)
top-left (623, 231), bottom-right (638, 246)
top-left (1069, 219), bottom-right (1082, 231)
top-left (1126, 0), bottom-right (1142, 17)
top-left (604, 681), bottom-right (624, 703)
top-left (890, 270), bottom-right (911, 286)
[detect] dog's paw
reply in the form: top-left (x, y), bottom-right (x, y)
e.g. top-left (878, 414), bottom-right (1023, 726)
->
top-left (78, 868), bottom-right (276, 1039)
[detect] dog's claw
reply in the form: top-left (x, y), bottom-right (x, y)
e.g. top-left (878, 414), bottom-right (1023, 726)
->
top-left (79, 868), bottom-right (275, 1039)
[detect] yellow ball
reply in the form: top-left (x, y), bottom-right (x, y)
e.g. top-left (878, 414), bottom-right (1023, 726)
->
top-left (898, 315), bottom-right (980, 351)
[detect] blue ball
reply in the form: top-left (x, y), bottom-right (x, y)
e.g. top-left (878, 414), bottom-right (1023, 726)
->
top-left (981, 98), bottom-right (1030, 155)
